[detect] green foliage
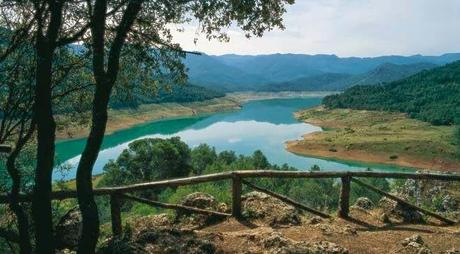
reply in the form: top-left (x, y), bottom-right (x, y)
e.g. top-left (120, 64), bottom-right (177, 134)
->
top-left (110, 83), bottom-right (225, 109)
top-left (190, 144), bottom-right (217, 175)
top-left (323, 61), bottom-right (460, 125)
top-left (98, 137), bottom-right (192, 188)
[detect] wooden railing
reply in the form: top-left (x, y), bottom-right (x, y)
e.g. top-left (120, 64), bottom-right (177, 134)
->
top-left (1, 170), bottom-right (460, 236)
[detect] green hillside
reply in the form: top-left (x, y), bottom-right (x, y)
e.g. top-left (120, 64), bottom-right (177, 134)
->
top-left (333, 62), bottom-right (437, 89)
top-left (323, 61), bottom-right (460, 125)
top-left (110, 84), bottom-right (225, 109)
top-left (258, 73), bottom-right (352, 91)
top-left (259, 62), bottom-right (436, 92)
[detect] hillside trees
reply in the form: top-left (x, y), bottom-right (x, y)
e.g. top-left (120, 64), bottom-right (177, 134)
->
top-left (99, 137), bottom-right (192, 188)
top-left (323, 61), bottom-right (460, 125)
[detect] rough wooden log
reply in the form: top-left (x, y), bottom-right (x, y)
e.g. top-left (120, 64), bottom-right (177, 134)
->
top-left (121, 194), bottom-right (231, 217)
top-left (351, 178), bottom-right (456, 225)
top-left (110, 194), bottom-right (122, 236)
top-left (1, 171), bottom-right (460, 204)
top-left (338, 175), bottom-right (351, 218)
top-left (232, 174), bottom-right (242, 218)
top-left (242, 179), bottom-right (331, 218)
top-left (234, 170), bottom-right (460, 181)
top-left (0, 145), bottom-right (12, 154)
top-left (98, 172), bottom-right (233, 193)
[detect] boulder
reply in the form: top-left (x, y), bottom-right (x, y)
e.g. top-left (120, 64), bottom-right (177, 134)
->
top-left (395, 234), bottom-right (432, 254)
top-left (261, 232), bottom-right (348, 254)
top-left (129, 214), bottom-right (173, 236)
top-left (442, 248), bottom-right (460, 254)
top-left (98, 228), bottom-right (217, 254)
top-left (378, 197), bottom-right (424, 223)
top-left (242, 191), bottom-right (301, 226)
top-left (55, 207), bottom-right (82, 250)
top-left (352, 197), bottom-right (374, 210)
top-left (441, 195), bottom-right (458, 212)
top-left (180, 192), bottom-right (218, 209)
top-left (175, 192), bottom-right (226, 227)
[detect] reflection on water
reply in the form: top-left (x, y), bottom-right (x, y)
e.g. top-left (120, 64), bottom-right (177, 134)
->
top-left (55, 98), bottom-right (411, 180)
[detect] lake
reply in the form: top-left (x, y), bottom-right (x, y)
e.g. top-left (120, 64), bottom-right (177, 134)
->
top-left (55, 97), bottom-right (411, 180)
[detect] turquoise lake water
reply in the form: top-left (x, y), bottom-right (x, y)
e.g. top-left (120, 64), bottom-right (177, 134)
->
top-left (55, 97), bottom-right (412, 180)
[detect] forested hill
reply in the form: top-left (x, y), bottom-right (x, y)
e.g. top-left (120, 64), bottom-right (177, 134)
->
top-left (323, 61), bottom-right (460, 125)
top-left (110, 84), bottom-right (225, 109)
top-left (258, 62), bottom-right (437, 92)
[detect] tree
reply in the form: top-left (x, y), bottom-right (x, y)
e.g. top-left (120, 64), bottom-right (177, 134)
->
top-left (0, 44), bottom-right (35, 254)
top-left (75, 1), bottom-right (294, 252)
top-left (191, 144), bottom-right (217, 175)
top-left (252, 150), bottom-right (270, 169)
top-left (99, 137), bottom-right (192, 187)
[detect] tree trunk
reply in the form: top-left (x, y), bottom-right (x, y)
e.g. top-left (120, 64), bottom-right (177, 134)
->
top-left (76, 84), bottom-right (111, 253)
top-left (6, 150), bottom-right (32, 254)
top-left (32, 1), bottom-right (63, 251)
top-left (32, 41), bottom-right (57, 253)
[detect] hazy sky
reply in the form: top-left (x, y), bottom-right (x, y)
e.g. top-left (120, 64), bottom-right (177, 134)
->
top-left (172, 0), bottom-right (460, 57)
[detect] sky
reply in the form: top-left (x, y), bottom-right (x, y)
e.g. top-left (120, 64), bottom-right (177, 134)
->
top-left (171, 0), bottom-right (460, 57)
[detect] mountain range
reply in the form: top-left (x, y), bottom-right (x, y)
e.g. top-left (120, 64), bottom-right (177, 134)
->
top-left (184, 53), bottom-right (460, 91)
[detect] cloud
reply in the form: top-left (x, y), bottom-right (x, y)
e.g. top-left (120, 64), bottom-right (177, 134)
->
top-left (171, 0), bottom-right (460, 57)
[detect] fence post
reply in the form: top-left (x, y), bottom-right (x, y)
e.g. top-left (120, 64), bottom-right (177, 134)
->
top-left (232, 173), bottom-right (242, 218)
top-left (338, 175), bottom-right (351, 218)
top-left (110, 193), bottom-right (122, 236)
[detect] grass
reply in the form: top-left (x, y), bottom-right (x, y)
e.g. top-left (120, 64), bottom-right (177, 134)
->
top-left (287, 106), bottom-right (460, 171)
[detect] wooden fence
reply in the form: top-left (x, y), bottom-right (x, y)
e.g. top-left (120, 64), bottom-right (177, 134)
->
top-left (1, 170), bottom-right (460, 236)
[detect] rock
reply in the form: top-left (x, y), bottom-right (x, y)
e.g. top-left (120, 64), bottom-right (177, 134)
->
top-left (129, 214), bottom-right (173, 236)
top-left (401, 234), bottom-right (424, 247)
top-left (442, 248), bottom-right (460, 254)
top-left (378, 197), bottom-right (424, 223)
top-left (217, 202), bottom-right (230, 213)
top-left (55, 207), bottom-right (82, 250)
top-left (175, 192), bottom-right (226, 227)
top-left (260, 232), bottom-right (348, 254)
top-left (308, 216), bottom-right (323, 225)
top-left (262, 232), bottom-right (290, 250)
top-left (180, 192), bottom-right (218, 209)
top-left (302, 241), bottom-right (349, 254)
top-left (441, 195), bottom-right (458, 212)
top-left (242, 192), bottom-right (301, 226)
top-left (99, 228), bottom-right (217, 254)
top-left (353, 197), bottom-right (374, 210)
top-left (396, 234), bottom-right (432, 254)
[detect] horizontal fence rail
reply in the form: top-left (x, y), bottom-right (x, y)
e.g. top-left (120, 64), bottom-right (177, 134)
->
top-left (1, 170), bottom-right (459, 234)
top-left (3, 170), bottom-right (460, 203)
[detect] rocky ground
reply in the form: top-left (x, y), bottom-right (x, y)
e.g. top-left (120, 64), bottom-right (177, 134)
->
top-left (54, 178), bottom-right (460, 254)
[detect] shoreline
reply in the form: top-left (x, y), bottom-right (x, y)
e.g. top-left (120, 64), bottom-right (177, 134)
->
top-left (57, 91), bottom-right (330, 141)
top-left (286, 107), bottom-right (460, 172)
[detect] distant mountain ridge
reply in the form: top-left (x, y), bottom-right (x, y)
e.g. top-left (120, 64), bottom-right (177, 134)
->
top-left (184, 53), bottom-right (460, 91)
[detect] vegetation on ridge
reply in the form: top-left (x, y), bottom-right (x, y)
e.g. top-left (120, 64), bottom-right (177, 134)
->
top-left (323, 61), bottom-right (460, 125)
